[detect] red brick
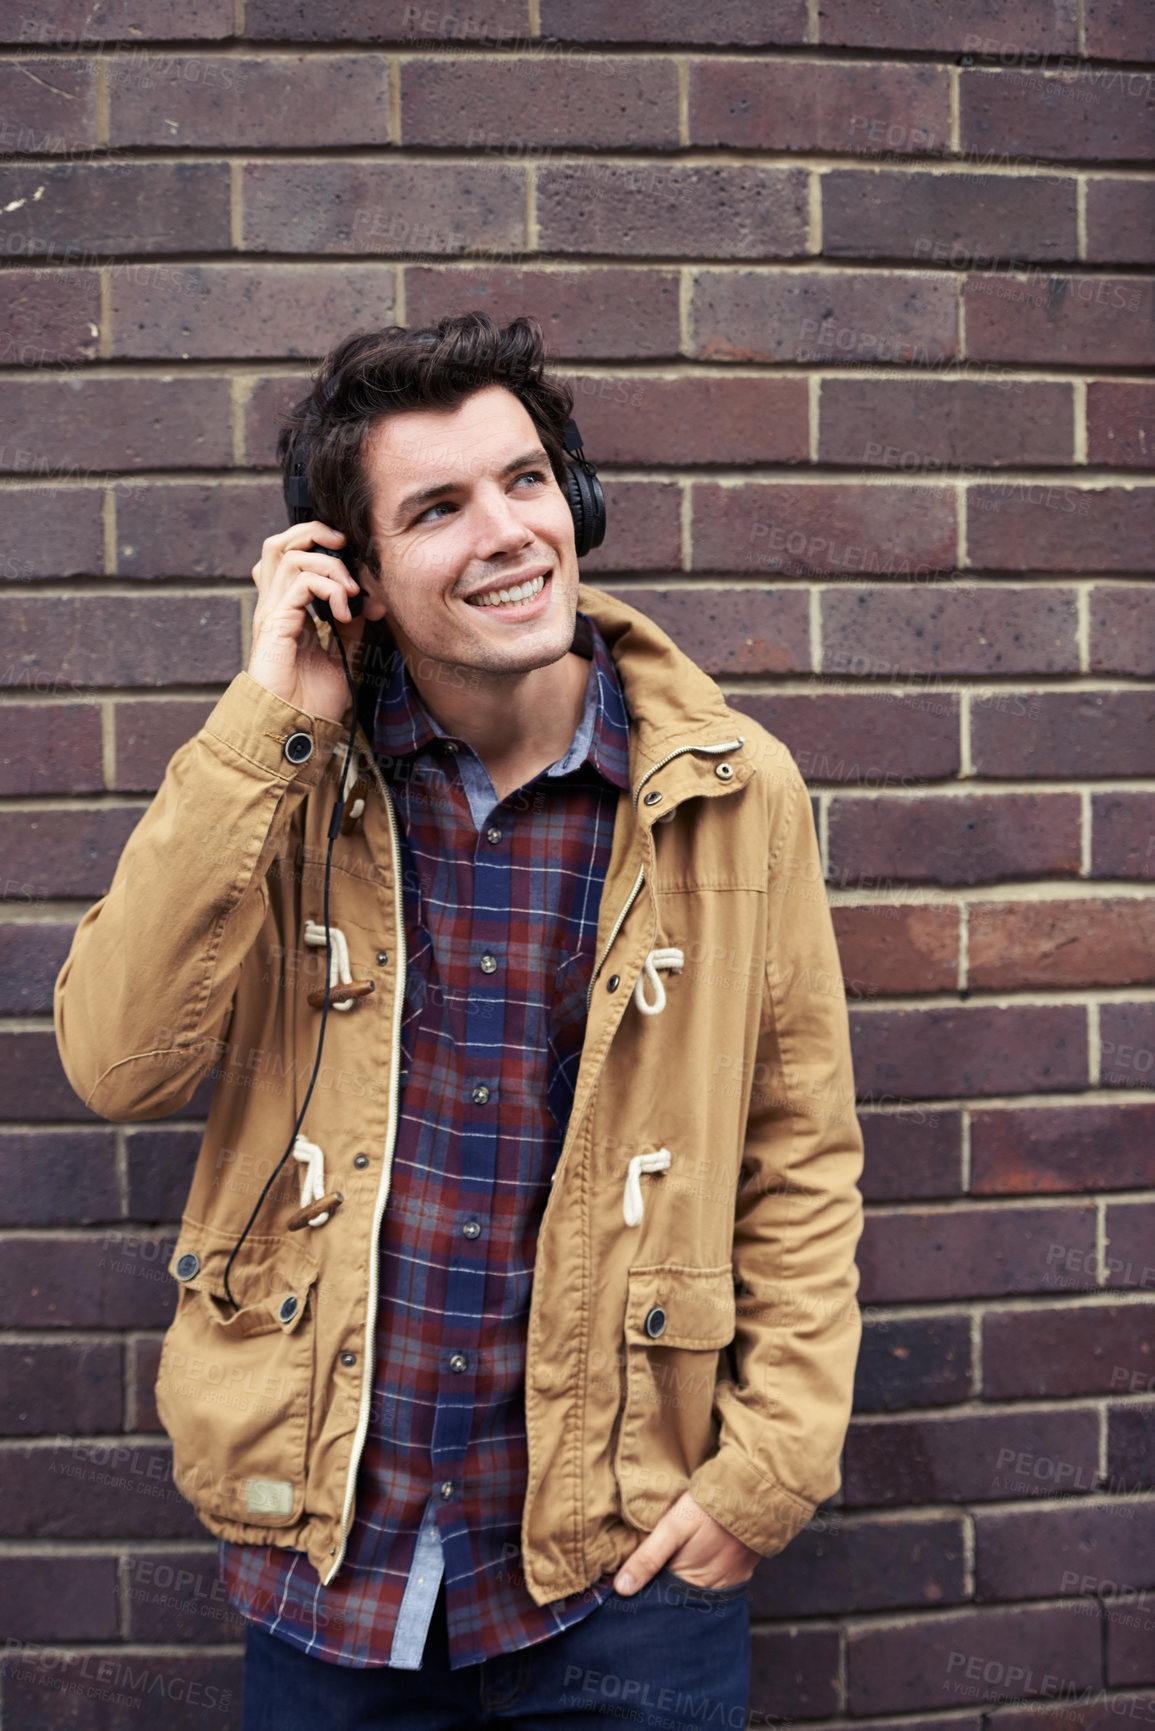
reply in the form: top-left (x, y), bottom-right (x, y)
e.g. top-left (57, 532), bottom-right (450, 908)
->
top-left (243, 372), bottom-right (310, 466)
top-left (974, 1103), bottom-right (1155, 1195)
top-left (113, 699), bottom-right (216, 792)
top-left (832, 906), bottom-right (959, 997)
top-left (1103, 1202), bottom-right (1155, 1291)
top-left (601, 586), bottom-right (811, 676)
top-left (1091, 588), bottom-right (1155, 675)
top-left (0, 1128), bottom-right (118, 1225)
top-left (1086, 180), bottom-right (1155, 265)
top-left (823, 170), bottom-right (1077, 264)
top-left (829, 793), bottom-right (1081, 887)
top-left (563, 375), bottom-right (809, 466)
top-left (1107, 1620), bottom-right (1155, 1688)
top-left (961, 69), bottom-right (1155, 161)
top-left (0, 704), bottom-right (102, 795)
top-left (691, 267), bottom-right (958, 364)
top-left (820, 379), bottom-right (1074, 468)
top-left (819, 0), bottom-right (1077, 52)
top-left (971, 484), bottom-right (1155, 572)
top-left (983, 1305), bottom-right (1155, 1399)
top-left (1108, 1406), bottom-right (1155, 1494)
top-left (537, 163), bottom-right (809, 259)
top-left (970, 903), bottom-right (1155, 992)
top-left (116, 480), bottom-right (280, 578)
top-left (0, 1342), bottom-right (122, 1436)
top-left (692, 482), bottom-right (957, 576)
top-left (845, 1408), bottom-right (1100, 1507)
top-left (241, 161), bottom-right (525, 255)
top-left (1093, 794), bottom-right (1155, 881)
top-left (0, 268), bottom-right (100, 366)
top-left (0, 1555), bottom-right (118, 1642)
top-left (823, 586), bottom-right (1079, 677)
top-left (0, 1032), bottom-right (102, 1121)
top-left (965, 274), bottom-right (1155, 367)
top-left (245, 0), bottom-right (528, 36)
top-left (859, 1109), bottom-right (964, 1200)
top-left (1100, 1005), bottom-right (1155, 1095)
top-left (406, 266), bottom-right (682, 359)
top-left (578, 481), bottom-right (682, 574)
top-left (749, 1626), bottom-right (841, 1722)
top-left (131, 1336), bottom-right (164, 1433)
top-left (111, 53), bottom-right (390, 147)
top-left (124, 1127), bottom-right (201, 1222)
top-left (0, 1649), bottom-right (240, 1726)
top-left (690, 60), bottom-right (948, 152)
top-left (852, 1005), bottom-right (1088, 1100)
top-left (752, 1514), bottom-right (966, 1617)
top-left (403, 56), bottom-right (677, 147)
top-left (539, 0), bottom-right (807, 43)
top-left (0, 487), bottom-right (104, 579)
top-left (0, 1235), bottom-right (177, 1329)
top-left (733, 692), bottom-right (958, 783)
top-left (0, 376), bottom-right (231, 470)
top-left (1088, 382), bottom-right (1155, 468)
top-left (0, 923), bottom-right (76, 1016)
top-left (854, 1312), bottom-right (972, 1407)
top-left (1085, 2), bottom-right (1155, 61)
top-left (125, 1549), bottom-right (247, 1643)
top-left (975, 1504), bottom-right (1155, 1601)
top-left (0, 807), bottom-right (142, 901)
top-left (0, 162), bottom-right (229, 256)
top-left (111, 263), bottom-right (397, 359)
top-left (857, 1203), bottom-right (1097, 1302)
top-left (0, 59), bottom-right (98, 150)
top-left (5, 2), bottom-right (234, 39)
top-left (1, 594), bottom-right (241, 689)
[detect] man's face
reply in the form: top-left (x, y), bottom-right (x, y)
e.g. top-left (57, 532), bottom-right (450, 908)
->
top-left (357, 385), bottom-right (580, 678)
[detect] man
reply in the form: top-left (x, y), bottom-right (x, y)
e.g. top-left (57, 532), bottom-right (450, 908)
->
top-left (55, 312), bottom-right (864, 1729)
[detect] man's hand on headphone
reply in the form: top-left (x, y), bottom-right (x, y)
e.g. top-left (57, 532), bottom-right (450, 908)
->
top-left (247, 521), bottom-right (367, 723)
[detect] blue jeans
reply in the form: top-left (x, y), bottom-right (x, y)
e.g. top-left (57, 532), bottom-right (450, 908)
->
top-left (241, 1567), bottom-right (751, 1730)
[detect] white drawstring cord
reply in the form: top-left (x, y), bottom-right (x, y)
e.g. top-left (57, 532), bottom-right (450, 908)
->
top-left (634, 947), bottom-right (684, 1016)
top-left (622, 1147), bottom-right (672, 1227)
top-left (340, 750), bottom-right (365, 822)
top-left (291, 1134), bottom-right (331, 1227)
top-left (304, 919), bottom-right (355, 1012)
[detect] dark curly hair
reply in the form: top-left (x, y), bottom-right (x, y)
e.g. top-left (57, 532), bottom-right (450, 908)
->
top-left (277, 311), bottom-right (575, 579)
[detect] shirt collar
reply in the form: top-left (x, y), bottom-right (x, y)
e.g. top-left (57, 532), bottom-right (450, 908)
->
top-left (371, 611), bottom-right (632, 793)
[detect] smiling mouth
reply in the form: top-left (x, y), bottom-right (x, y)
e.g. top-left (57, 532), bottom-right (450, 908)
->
top-left (464, 571), bottom-right (549, 609)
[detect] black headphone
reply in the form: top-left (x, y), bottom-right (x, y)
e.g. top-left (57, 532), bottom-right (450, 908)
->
top-left (223, 393), bottom-right (605, 1308)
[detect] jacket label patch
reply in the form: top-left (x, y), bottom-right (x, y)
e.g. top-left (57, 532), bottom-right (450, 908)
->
top-left (246, 1478), bottom-right (294, 1516)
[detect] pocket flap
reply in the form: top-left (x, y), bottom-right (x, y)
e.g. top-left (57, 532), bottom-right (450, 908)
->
top-left (167, 1219), bottom-right (318, 1330)
top-left (624, 1263), bottom-right (736, 1350)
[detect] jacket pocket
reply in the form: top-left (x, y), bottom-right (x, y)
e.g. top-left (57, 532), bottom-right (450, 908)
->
top-left (155, 1223), bottom-right (319, 1531)
top-left (613, 1263), bottom-right (736, 1532)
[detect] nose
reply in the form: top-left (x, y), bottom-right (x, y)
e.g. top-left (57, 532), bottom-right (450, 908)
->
top-left (470, 479), bottom-right (534, 561)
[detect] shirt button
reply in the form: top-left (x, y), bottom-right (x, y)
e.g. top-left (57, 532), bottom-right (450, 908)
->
top-left (471, 1084), bottom-right (491, 1105)
top-left (644, 1306), bottom-right (667, 1339)
top-left (462, 1219), bottom-right (481, 1240)
top-left (444, 741), bottom-right (459, 753)
top-left (607, 974), bottom-right (620, 993)
top-left (440, 1480), bottom-right (454, 1500)
top-left (449, 1352), bottom-right (468, 1373)
top-left (340, 1350), bottom-right (357, 1368)
top-left (283, 731), bottom-right (313, 765)
top-left (479, 953), bottom-right (498, 974)
top-left (486, 826), bottom-right (502, 844)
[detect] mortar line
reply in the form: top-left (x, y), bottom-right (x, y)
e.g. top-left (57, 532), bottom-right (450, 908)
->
top-left (102, 488), bottom-right (116, 576)
top-left (98, 266), bottom-right (111, 360)
top-left (949, 66), bottom-right (960, 154)
top-left (1096, 1197), bottom-right (1107, 1288)
top-left (677, 57), bottom-right (689, 148)
top-left (229, 159), bottom-right (242, 251)
top-left (1077, 176), bottom-right (1087, 261)
top-left (1076, 583), bottom-right (1091, 674)
top-left (1073, 378), bottom-right (1087, 466)
top-left (100, 696), bottom-right (117, 793)
top-left (528, 0), bottom-right (541, 34)
top-left (960, 1106), bottom-right (972, 1191)
top-left (393, 263), bottom-right (405, 325)
top-left (961, 1511), bottom-right (976, 1599)
top-left (806, 0), bottom-right (820, 45)
top-left (1080, 787), bottom-right (1092, 877)
top-left (389, 56), bottom-right (402, 146)
top-left (959, 690), bottom-right (972, 778)
top-left (809, 374), bottom-right (821, 464)
top-left (957, 904), bottom-right (968, 995)
top-left (808, 167), bottom-right (823, 254)
top-left (1087, 999), bottom-right (1100, 1087)
top-left (229, 375), bottom-right (245, 467)
top-left (678, 266), bottom-right (692, 355)
top-left (809, 583), bottom-right (822, 673)
top-left (94, 53), bottom-right (109, 147)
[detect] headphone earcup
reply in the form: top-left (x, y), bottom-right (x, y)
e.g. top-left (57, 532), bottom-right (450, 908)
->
top-left (566, 457), bottom-right (606, 558)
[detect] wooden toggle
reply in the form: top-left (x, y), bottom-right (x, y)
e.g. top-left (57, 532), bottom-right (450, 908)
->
top-left (306, 979), bottom-right (376, 1009)
top-left (287, 1191), bottom-right (344, 1231)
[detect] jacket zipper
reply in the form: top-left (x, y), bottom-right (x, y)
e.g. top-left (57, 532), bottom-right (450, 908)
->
top-left (584, 735), bottom-right (745, 1009)
top-left (323, 732), bottom-right (408, 1586)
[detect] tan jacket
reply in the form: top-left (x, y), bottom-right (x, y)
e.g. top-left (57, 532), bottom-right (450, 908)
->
top-left (54, 585), bottom-right (864, 1605)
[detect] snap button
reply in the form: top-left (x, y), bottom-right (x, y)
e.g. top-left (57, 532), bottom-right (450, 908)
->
top-left (479, 953), bottom-right (498, 974)
top-left (376, 951), bottom-right (388, 966)
top-left (643, 789), bottom-right (663, 806)
top-left (607, 974), bottom-right (620, 993)
top-left (449, 1352), bottom-right (468, 1373)
top-left (486, 826), bottom-right (502, 844)
top-left (462, 1219), bottom-right (481, 1240)
top-left (644, 1305), bottom-right (667, 1339)
top-left (440, 1480), bottom-right (454, 1499)
top-left (283, 731), bottom-right (313, 765)
top-left (715, 762), bottom-right (734, 780)
top-left (278, 1295), bottom-right (299, 1324)
top-left (471, 1084), bottom-right (491, 1105)
top-left (353, 1153), bottom-right (369, 1170)
top-left (175, 1252), bottom-right (200, 1282)
top-left (340, 1350), bottom-right (357, 1368)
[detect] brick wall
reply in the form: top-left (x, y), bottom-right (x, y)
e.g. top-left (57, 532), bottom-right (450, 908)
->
top-left (1, 2), bottom-right (1154, 1726)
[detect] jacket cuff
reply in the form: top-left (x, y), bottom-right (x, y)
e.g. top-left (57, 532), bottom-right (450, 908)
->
top-left (200, 671), bottom-right (356, 788)
top-left (687, 1450), bottom-right (816, 1562)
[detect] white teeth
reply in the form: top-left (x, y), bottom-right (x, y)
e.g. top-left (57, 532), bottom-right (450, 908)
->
top-left (469, 573), bottom-right (546, 608)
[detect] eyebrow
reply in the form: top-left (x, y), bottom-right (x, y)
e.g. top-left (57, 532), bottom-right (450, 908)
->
top-left (392, 447), bottom-right (552, 526)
